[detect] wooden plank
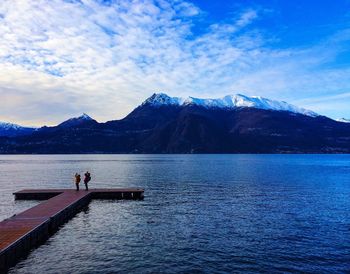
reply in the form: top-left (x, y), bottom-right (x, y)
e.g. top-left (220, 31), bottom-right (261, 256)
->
top-left (13, 188), bottom-right (144, 200)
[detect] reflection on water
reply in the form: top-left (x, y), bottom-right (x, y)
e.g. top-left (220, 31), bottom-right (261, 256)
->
top-left (1, 154), bottom-right (349, 273)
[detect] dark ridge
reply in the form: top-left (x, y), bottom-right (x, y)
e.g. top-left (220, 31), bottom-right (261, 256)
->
top-left (0, 103), bottom-right (349, 153)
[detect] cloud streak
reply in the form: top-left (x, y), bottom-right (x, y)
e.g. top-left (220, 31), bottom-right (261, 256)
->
top-left (0, 0), bottom-right (349, 125)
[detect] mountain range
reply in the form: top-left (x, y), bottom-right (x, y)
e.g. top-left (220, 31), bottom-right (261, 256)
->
top-left (0, 122), bottom-right (36, 137)
top-left (1, 93), bottom-right (350, 153)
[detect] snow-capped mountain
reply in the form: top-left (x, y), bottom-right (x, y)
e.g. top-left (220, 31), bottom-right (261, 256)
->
top-left (1, 93), bottom-right (350, 153)
top-left (143, 93), bottom-right (318, 117)
top-left (336, 118), bottom-right (350, 123)
top-left (0, 122), bottom-right (36, 137)
top-left (57, 113), bottom-right (96, 128)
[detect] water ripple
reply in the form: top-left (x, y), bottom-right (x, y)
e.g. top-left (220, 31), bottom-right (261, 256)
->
top-left (1, 154), bottom-right (349, 273)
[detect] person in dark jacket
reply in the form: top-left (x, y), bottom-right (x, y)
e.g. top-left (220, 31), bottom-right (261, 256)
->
top-left (84, 171), bottom-right (91, 191)
top-left (74, 173), bottom-right (81, 191)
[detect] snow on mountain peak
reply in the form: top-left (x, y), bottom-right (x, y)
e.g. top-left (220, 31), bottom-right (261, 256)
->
top-left (78, 113), bottom-right (93, 120)
top-left (65, 113), bottom-right (93, 122)
top-left (0, 121), bottom-right (24, 130)
top-left (57, 113), bottom-right (95, 128)
top-left (143, 93), bottom-right (183, 106)
top-left (336, 118), bottom-right (350, 123)
top-left (143, 93), bottom-right (318, 117)
top-left (0, 121), bottom-right (37, 130)
top-left (0, 121), bottom-right (36, 137)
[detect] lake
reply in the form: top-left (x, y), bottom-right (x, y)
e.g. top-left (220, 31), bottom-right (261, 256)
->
top-left (1, 154), bottom-right (350, 273)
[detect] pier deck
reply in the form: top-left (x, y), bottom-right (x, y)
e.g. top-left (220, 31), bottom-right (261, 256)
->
top-left (0, 188), bottom-right (144, 272)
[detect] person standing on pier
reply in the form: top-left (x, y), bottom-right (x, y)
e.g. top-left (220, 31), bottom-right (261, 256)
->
top-left (84, 171), bottom-right (91, 191)
top-left (74, 173), bottom-right (81, 191)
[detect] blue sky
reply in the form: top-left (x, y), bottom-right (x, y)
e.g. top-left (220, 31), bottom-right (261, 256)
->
top-left (0, 0), bottom-right (350, 126)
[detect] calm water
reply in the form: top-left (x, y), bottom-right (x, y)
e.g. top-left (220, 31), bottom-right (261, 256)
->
top-left (1, 154), bottom-right (350, 273)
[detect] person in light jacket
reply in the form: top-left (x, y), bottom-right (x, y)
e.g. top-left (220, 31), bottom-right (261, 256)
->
top-left (74, 173), bottom-right (81, 191)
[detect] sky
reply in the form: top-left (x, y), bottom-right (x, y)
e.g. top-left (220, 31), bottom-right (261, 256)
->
top-left (1, 0), bottom-right (350, 126)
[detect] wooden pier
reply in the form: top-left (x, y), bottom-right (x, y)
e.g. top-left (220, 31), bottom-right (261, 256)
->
top-left (0, 188), bottom-right (144, 273)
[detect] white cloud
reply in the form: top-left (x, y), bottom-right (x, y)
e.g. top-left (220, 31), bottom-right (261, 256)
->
top-left (235, 9), bottom-right (258, 28)
top-left (0, 0), bottom-right (349, 126)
